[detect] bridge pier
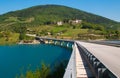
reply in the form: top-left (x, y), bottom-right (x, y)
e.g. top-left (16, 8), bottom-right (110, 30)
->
top-left (48, 40), bottom-right (50, 44)
top-left (53, 40), bottom-right (57, 45)
top-left (60, 41), bottom-right (72, 48)
top-left (67, 42), bottom-right (69, 48)
top-left (94, 61), bottom-right (103, 75)
top-left (60, 41), bottom-right (64, 46)
top-left (98, 68), bottom-right (108, 78)
top-left (91, 57), bottom-right (97, 66)
top-left (47, 40), bottom-right (73, 49)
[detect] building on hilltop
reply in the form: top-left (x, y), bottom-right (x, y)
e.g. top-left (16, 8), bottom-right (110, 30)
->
top-left (57, 21), bottom-right (63, 26)
top-left (69, 19), bottom-right (82, 24)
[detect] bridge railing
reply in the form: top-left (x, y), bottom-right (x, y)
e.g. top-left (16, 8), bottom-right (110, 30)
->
top-left (35, 36), bottom-right (74, 48)
top-left (63, 43), bottom-right (76, 78)
top-left (76, 41), bottom-right (117, 78)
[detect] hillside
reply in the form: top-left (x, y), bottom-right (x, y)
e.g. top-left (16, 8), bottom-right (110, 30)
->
top-left (0, 5), bottom-right (120, 45)
top-left (0, 5), bottom-right (120, 31)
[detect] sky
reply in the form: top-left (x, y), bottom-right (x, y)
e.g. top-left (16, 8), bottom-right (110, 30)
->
top-left (0, 0), bottom-right (120, 22)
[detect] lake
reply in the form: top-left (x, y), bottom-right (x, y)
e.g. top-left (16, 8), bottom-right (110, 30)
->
top-left (0, 44), bottom-right (71, 78)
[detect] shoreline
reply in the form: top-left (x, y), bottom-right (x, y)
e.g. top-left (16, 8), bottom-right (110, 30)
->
top-left (18, 40), bottom-right (40, 44)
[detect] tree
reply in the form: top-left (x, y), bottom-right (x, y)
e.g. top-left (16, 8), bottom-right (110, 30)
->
top-left (115, 30), bottom-right (120, 39)
top-left (40, 63), bottom-right (50, 78)
top-left (95, 26), bottom-right (104, 31)
top-left (12, 23), bottom-right (27, 33)
top-left (19, 33), bottom-right (26, 40)
top-left (0, 32), bottom-right (3, 38)
top-left (4, 31), bottom-right (11, 41)
top-left (26, 71), bottom-right (34, 78)
top-left (18, 63), bottom-right (50, 78)
top-left (81, 22), bottom-right (94, 29)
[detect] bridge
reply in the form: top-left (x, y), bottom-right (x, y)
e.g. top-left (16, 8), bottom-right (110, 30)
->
top-left (35, 37), bottom-right (120, 78)
top-left (35, 36), bottom-right (74, 48)
top-left (76, 41), bottom-right (120, 78)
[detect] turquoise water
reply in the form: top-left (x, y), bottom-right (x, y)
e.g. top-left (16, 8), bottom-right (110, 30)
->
top-left (0, 44), bottom-right (71, 78)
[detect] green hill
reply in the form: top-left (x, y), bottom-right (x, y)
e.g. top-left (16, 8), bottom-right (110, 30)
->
top-left (0, 5), bottom-right (120, 31)
top-left (0, 5), bottom-right (120, 44)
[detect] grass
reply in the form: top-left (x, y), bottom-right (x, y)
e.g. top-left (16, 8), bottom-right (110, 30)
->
top-left (28, 25), bottom-right (89, 36)
top-left (0, 24), bottom-right (106, 45)
top-left (0, 33), bottom-right (19, 45)
top-left (27, 25), bottom-right (90, 39)
top-left (63, 29), bottom-right (88, 36)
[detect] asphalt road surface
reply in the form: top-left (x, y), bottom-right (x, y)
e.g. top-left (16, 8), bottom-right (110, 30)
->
top-left (76, 41), bottom-right (120, 78)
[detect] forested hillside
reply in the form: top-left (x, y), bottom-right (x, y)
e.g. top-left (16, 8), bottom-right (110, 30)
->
top-left (0, 5), bottom-right (119, 31)
top-left (0, 5), bottom-right (120, 45)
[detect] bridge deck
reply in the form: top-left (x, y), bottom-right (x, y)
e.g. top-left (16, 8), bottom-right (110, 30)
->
top-left (76, 41), bottom-right (120, 77)
top-left (63, 43), bottom-right (93, 78)
top-left (75, 44), bottom-right (93, 78)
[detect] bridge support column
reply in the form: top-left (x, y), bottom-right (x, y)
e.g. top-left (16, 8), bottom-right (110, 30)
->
top-left (90, 55), bottom-right (93, 63)
top-left (94, 62), bottom-right (103, 75)
top-left (69, 43), bottom-right (74, 48)
top-left (91, 57), bottom-right (97, 66)
top-left (72, 44), bottom-right (74, 48)
top-left (60, 41), bottom-right (65, 46)
top-left (60, 42), bottom-right (63, 46)
top-left (86, 52), bottom-right (89, 57)
top-left (98, 68), bottom-right (107, 78)
top-left (54, 41), bottom-right (57, 45)
top-left (48, 40), bottom-right (50, 44)
top-left (88, 53), bottom-right (92, 61)
top-left (84, 51), bottom-right (88, 56)
top-left (67, 42), bottom-right (70, 48)
top-left (93, 61), bottom-right (97, 68)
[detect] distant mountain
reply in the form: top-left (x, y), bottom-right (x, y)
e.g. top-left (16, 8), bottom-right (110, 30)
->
top-left (0, 5), bottom-right (119, 30)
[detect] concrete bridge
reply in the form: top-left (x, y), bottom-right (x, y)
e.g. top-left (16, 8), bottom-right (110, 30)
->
top-left (76, 41), bottom-right (120, 78)
top-left (35, 37), bottom-right (120, 78)
top-left (35, 36), bottom-right (74, 48)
